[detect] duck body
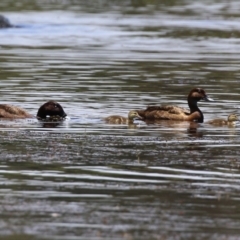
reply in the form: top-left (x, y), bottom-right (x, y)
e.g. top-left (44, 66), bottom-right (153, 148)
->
top-left (207, 114), bottom-right (238, 126)
top-left (37, 101), bottom-right (67, 121)
top-left (0, 104), bottom-right (32, 119)
top-left (136, 88), bottom-right (213, 123)
top-left (104, 110), bottom-right (142, 124)
top-left (137, 105), bottom-right (190, 121)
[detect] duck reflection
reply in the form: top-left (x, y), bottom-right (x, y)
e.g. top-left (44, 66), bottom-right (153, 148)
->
top-left (187, 122), bottom-right (203, 138)
top-left (142, 119), bottom-right (203, 137)
top-left (38, 120), bottom-right (65, 128)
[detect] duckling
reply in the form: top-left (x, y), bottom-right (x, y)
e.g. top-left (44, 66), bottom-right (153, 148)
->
top-left (207, 114), bottom-right (238, 126)
top-left (137, 88), bottom-right (213, 123)
top-left (104, 110), bottom-right (142, 124)
top-left (0, 104), bottom-right (32, 119)
top-left (37, 101), bottom-right (67, 121)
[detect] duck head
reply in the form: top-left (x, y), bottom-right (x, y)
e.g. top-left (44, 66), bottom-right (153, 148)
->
top-left (187, 88), bottom-right (213, 123)
top-left (188, 88), bottom-right (214, 103)
top-left (128, 110), bottom-right (142, 120)
top-left (37, 101), bottom-right (67, 120)
top-left (228, 114), bottom-right (238, 122)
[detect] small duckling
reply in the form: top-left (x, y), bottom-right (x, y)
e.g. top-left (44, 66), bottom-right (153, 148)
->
top-left (207, 114), bottom-right (238, 126)
top-left (37, 101), bottom-right (67, 121)
top-left (104, 110), bottom-right (142, 124)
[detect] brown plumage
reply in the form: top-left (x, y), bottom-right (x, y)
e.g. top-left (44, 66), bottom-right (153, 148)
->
top-left (137, 88), bottom-right (213, 123)
top-left (207, 114), bottom-right (238, 126)
top-left (104, 110), bottom-right (142, 124)
top-left (37, 101), bottom-right (67, 121)
top-left (0, 104), bottom-right (32, 118)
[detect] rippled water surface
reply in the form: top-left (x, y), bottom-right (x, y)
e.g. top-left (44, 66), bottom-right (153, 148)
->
top-left (1, 0), bottom-right (240, 239)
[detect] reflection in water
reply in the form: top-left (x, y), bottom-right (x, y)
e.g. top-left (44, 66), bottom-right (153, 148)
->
top-left (38, 120), bottom-right (65, 128)
top-left (187, 121), bottom-right (203, 138)
top-left (1, 0), bottom-right (240, 239)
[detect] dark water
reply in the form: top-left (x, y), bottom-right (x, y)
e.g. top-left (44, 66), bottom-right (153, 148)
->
top-left (1, 0), bottom-right (240, 239)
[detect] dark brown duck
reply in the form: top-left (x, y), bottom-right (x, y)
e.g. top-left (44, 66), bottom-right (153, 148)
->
top-left (136, 88), bottom-right (213, 123)
top-left (37, 101), bottom-right (67, 121)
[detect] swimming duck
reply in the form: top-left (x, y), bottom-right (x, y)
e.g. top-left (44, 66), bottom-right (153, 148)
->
top-left (207, 114), bottom-right (238, 126)
top-left (136, 88), bottom-right (213, 123)
top-left (0, 104), bottom-right (32, 118)
top-left (104, 110), bottom-right (142, 124)
top-left (37, 101), bottom-right (67, 121)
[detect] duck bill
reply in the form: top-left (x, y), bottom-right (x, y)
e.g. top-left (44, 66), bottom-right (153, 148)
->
top-left (202, 95), bottom-right (214, 102)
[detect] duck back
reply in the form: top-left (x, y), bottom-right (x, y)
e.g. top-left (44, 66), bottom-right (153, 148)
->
top-left (137, 105), bottom-right (190, 120)
top-left (104, 115), bottom-right (128, 124)
top-left (0, 104), bottom-right (32, 118)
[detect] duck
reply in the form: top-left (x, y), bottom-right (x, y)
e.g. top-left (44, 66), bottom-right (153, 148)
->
top-left (0, 104), bottom-right (32, 118)
top-left (207, 114), bottom-right (238, 126)
top-left (136, 88), bottom-right (213, 123)
top-left (104, 110), bottom-right (142, 124)
top-left (37, 101), bottom-right (67, 121)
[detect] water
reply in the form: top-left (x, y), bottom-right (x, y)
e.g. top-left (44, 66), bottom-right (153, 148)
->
top-left (0, 0), bottom-right (240, 239)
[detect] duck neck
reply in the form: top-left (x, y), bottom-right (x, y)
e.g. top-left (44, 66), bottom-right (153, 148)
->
top-left (37, 108), bottom-right (46, 119)
top-left (188, 99), bottom-right (204, 123)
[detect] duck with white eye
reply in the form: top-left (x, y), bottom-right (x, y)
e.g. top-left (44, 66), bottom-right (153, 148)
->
top-left (207, 114), bottom-right (239, 127)
top-left (36, 101), bottom-right (68, 122)
top-left (104, 110), bottom-right (142, 124)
